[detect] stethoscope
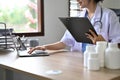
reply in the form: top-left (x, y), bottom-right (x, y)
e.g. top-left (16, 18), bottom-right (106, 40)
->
top-left (85, 7), bottom-right (103, 33)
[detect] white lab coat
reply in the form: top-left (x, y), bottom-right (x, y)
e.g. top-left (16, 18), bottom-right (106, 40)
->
top-left (61, 4), bottom-right (120, 52)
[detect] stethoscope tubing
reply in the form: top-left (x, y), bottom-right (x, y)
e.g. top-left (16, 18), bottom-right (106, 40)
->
top-left (85, 7), bottom-right (103, 32)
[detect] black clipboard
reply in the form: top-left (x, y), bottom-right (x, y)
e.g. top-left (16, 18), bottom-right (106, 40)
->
top-left (59, 17), bottom-right (98, 44)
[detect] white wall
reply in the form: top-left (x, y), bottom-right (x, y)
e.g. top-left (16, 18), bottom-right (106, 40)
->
top-left (101, 0), bottom-right (120, 8)
top-left (28, 0), bottom-right (68, 46)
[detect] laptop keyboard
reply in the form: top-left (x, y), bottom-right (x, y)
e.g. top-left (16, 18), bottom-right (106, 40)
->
top-left (18, 49), bottom-right (49, 57)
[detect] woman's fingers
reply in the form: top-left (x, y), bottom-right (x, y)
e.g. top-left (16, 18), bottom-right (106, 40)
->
top-left (85, 31), bottom-right (106, 44)
top-left (28, 46), bottom-right (46, 54)
top-left (89, 29), bottom-right (97, 38)
top-left (85, 33), bottom-right (93, 40)
top-left (28, 47), bottom-right (36, 54)
top-left (85, 33), bottom-right (96, 44)
top-left (85, 29), bottom-right (101, 44)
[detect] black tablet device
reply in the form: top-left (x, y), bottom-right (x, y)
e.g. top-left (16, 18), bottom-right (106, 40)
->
top-left (59, 17), bottom-right (98, 44)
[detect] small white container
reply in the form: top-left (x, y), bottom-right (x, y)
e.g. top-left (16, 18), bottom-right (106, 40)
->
top-left (84, 45), bottom-right (96, 68)
top-left (87, 52), bottom-right (100, 70)
top-left (105, 43), bottom-right (120, 69)
top-left (96, 41), bottom-right (107, 67)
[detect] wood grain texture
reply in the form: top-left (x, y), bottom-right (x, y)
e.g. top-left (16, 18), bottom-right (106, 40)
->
top-left (0, 50), bottom-right (120, 80)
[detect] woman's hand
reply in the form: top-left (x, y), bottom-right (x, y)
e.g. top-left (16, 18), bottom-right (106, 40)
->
top-left (28, 46), bottom-right (46, 54)
top-left (85, 29), bottom-right (106, 44)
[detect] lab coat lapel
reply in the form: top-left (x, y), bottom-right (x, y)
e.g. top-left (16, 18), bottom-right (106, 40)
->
top-left (78, 8), bottom-right (87, 17)
top-left (92, 4), bottom-right (102, 24)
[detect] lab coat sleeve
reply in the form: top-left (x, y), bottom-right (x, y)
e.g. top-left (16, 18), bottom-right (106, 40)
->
top-left (60, 30), bottom-right (75, 47)
top-left (108, 11), bottom-right (120, 43)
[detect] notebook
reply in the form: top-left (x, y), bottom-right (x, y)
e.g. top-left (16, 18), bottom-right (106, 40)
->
top-left (9, 31), bottom-right (49, 57)
top-left (59, 17), bottom-right (98, 44)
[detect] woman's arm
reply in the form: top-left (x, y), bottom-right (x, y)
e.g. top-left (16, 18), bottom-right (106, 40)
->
top-left (28, 42), bottom-right (66, 54)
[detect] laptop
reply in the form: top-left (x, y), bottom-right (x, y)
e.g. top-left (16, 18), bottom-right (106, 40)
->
top-left (9, 31), bottom-right (49, 57)
top-left (59, 17), bottom-right (98, 44)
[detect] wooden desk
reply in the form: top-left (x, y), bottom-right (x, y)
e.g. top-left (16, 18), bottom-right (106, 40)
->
top-left (0, 50), bottom-right (120, 80)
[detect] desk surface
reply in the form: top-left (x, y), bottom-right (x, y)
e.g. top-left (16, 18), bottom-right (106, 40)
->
top-left (0, 49), bottom-right (120, 80)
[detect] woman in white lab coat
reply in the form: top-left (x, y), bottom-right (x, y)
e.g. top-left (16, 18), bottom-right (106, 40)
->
top-left (28, 0), bottom-right (120, 54)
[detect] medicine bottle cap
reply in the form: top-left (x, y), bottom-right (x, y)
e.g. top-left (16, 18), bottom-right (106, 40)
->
top-left (108, 43), bottom-right (118, 48)
top-left (96, 41), bottom-right (107, 46)
top-left (86, 45), bottom-right (95, 52)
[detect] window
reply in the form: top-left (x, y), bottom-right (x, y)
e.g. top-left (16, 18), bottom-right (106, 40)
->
top-left (69, 0), bottom-right (80, 17)
top-left (0, 0), bottom-right (44, 37)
